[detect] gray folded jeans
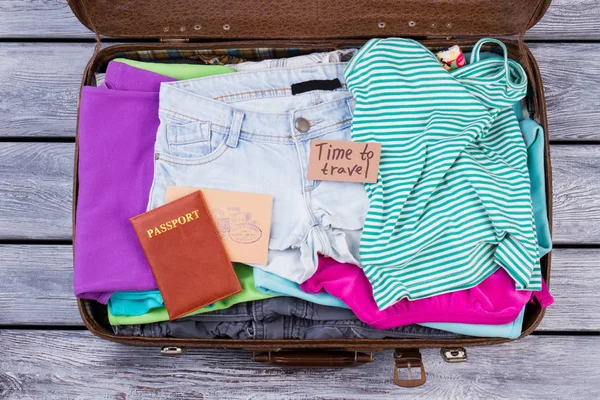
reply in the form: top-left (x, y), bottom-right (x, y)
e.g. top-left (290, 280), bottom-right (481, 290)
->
top-left (113, 298), bottom-right (461, 339)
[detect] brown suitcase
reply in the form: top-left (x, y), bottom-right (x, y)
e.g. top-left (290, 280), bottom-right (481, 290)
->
top-left (69, 0), bottom-right (553, 387)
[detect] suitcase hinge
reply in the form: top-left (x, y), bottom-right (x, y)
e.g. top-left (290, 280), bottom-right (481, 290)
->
top-left (393, 349), bottom-right (426, 388)
top-left (440, 347), bottom-right (468, 363)
top-left (160, 38), bottom-right (190, 43)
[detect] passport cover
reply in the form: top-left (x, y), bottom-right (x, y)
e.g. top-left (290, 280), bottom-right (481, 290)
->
top-left (165, 186), bottom-right (273, 265)
top-left (130, 191), bottom-right (242, 320)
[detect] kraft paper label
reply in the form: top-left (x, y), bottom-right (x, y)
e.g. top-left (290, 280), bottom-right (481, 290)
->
top-left (307, 140), bottom-right (382, 183)
top-left (166, 186), bottom-right (273, 265)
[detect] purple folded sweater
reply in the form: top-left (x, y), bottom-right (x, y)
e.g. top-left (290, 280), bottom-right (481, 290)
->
top-left (73, 62), bottom-right (175, 302)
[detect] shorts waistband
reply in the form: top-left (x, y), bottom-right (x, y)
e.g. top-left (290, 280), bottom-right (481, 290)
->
top-left (158, 64), bottom-right (353, 144)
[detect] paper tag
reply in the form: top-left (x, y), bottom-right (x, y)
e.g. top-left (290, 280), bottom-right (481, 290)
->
top-left (165, 186), bottom-right (273, 265)
top-left (307, 140), bottom-right (381, 183)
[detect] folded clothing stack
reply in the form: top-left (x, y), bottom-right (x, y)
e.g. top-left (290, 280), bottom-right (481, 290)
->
top-left (114, 297), bottom-right (460, 340)
top-left (74, 39), bottom-right (553, 340)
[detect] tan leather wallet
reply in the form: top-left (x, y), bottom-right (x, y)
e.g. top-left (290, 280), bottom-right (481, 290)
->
top-left (130, 191), bottom-right (242, 320)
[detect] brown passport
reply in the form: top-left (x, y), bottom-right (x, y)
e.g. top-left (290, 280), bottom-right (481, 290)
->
top-left (130, 191), bottom-right (242, 320)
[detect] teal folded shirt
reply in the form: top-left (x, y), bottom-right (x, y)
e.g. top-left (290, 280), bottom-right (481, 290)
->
top-left (521, 119), bottom-right (552, 257)
top-left (108, 291), bottom-right (164, 316)
top-left (254, 268), bottom-right (348, 308)
top-left (422, 308), bottom-right (526, 339)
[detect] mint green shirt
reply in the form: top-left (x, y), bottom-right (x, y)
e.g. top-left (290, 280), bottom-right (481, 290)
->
top-left (345, 38), bottom-right (541, 310)
top-left (113, 58), bottom-right (236, 80)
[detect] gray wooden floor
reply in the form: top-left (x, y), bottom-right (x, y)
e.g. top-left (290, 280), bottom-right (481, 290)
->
top-left (1, 1), bottom-right (600, 398)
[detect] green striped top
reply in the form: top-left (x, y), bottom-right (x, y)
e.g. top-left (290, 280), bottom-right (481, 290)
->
top-left (344, 38), bottom-right (542, 310)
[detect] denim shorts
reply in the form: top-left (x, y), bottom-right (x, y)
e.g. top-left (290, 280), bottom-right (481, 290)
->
top-left (150, 64), bottom-right (368, 283)
top-left (113, 298), bottom-right (460, 339)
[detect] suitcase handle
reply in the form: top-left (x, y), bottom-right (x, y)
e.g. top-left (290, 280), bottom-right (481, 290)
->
top-left (252, 350), bottom-right (373, 367)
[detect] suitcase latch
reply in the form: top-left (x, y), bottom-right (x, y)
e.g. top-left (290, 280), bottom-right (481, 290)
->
top-left (393, 349), bottom-right (426, 388)
top-left (440, 347), bottom-right (468, 363)
top-left (160, 346), bottom-right (186, 356)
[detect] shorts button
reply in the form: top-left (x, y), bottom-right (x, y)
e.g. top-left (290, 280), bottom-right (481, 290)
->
top-left (295, 117), bottom-right (310, 133)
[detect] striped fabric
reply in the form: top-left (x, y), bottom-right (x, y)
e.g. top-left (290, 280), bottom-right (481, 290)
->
top-left (344, 38), bottom-right (542, 310)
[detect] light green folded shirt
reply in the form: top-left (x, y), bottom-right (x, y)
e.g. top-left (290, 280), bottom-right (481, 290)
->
top-left (108, 264), bottom-right (277, 325)
top-left (113, 58), bottom-right (236, 80)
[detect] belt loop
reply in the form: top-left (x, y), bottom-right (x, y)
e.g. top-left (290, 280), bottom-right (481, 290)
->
top-left (227, 111), bottom-right (244, 148)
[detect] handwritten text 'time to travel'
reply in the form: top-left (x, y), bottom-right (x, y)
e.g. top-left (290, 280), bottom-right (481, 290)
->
top-left (307, 140), bottom-right (381, 183)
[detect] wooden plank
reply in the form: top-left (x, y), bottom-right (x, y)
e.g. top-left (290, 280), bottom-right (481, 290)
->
top-left (528, 0), bottom-right (600, 40)
top-left (0, 331), bottom-right (598, 399)
top-left (0, 43), bottom-right (94, 139)
top-left (537, 248), bottom-right (600, 331)
top-left (0, 42), bottom-right (599, 141)
top-left (1, 0), bottom-right (600, 40)
top-left (0, 244), bottom-right (596, 332)
top-left (551, 145), bottom-right (600, 244)
top-left (0, 143), bottom-right (72, 240)
top-left (0, 143), bottom-right (598, 243)
top-left (0, 245), bottom-right (76, 326)
top-left (0, 0), bottom-right (92, 39)
top-left (529, 43), bottom-right (600, 141)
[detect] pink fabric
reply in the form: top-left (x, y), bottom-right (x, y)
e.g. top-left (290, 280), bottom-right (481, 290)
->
top-left (536, 280), bottom-right (555, 308)
top-left (300, 257), bottom-right (537, 329)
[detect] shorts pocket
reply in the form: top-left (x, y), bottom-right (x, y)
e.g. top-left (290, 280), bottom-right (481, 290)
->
top-left (166, 120), bottom-right (213, 159)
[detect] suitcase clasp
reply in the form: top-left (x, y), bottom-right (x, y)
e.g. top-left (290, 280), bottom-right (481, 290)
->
top-left (440, 347), bottom-right (468, 363)
top-left (393, 349), bottom-right (426, 388)
top-left (160, 346), bottom-right (186, 356)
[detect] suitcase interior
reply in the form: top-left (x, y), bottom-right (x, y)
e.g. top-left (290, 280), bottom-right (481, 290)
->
top-left (74, 38), bottom-right (552, 351)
